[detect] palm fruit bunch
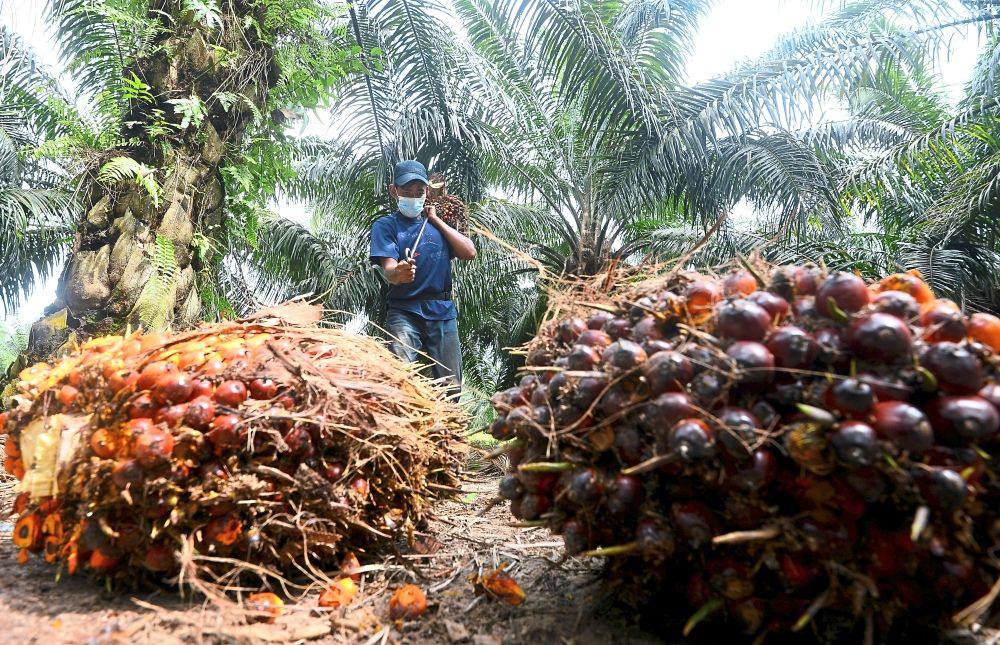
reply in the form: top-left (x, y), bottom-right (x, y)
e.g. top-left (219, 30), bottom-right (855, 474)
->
top-left (2, 303), bottom-right (464, 585)
top-left (427, 173), bottom-right (468, 232)
top-left (490, 265), bottom-right (1000, 641)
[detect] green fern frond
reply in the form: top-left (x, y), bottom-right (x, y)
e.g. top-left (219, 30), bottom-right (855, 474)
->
top-left (97, 156), bottom-right (161, 207)
top-left (130, 234), bottom-right (178, 331)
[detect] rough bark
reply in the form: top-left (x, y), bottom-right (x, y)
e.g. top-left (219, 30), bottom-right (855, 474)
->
top-left (17, 1), bottom-right (277, 372)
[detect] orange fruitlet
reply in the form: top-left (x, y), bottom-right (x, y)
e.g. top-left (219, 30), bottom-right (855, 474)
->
top-left (340, 551), bottom-right (362, 582)
top-left (5, 457), bottom-right (25, 479)
top-left (57, 384), bottom-right (78, 407)
top-left (13, 513), bottom-right (42, 550)
top-left (4, 436), bottom-right (20, 458)
top-left (389, 584), bottom-right (427, 620)
top-left (88, 547), bottom-right (121, 572)
top-left (17, 548), bottom-right (28, 565)
top-left (42, 513), bottom-right (63, 539)
top-left (318, 577), bottom-right (358, 608)
top-left (247, 592), bottom-right (284, 622)
top-left (43, 536), bottom-right (61, 564)
top-left (89, 428), bottom-right (119, 459)
top-left (471, 563), bottom-right (526, 606)
top-left (12, 492), bottom-right (29, 515)
top-left (723, 270), bottom-right (758, 297)
top-left (969, 313), bottom-right (1000, 352)
top-left (205, 514), bottom-right (242, 546)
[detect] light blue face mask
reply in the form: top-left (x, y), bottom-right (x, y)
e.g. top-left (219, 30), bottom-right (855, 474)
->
top-left (397, 195), bottom-right (425, 219)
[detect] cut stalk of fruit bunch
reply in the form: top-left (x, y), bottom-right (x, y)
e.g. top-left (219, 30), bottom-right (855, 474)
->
top-left (491, 263), bottom-right (1000, 640)
top-left (3, 303), bottom-right (464, 588)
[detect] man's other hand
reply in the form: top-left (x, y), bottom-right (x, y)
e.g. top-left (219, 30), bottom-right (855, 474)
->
top-left (389, 259), bottom-right (416, 284)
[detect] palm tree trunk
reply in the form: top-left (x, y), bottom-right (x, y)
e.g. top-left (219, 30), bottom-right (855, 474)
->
top-left (22, 1), bottom-right (276, 365)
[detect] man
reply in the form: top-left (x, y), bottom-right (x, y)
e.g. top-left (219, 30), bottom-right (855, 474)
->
top-left (370, 160), bottom-right (476, 391)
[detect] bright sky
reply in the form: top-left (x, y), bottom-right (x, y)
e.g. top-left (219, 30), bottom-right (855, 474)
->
top-left (0, 0), bottom-right (984, 330)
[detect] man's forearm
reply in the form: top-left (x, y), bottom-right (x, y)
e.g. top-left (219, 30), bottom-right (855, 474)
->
top-left (429, 215), bottom-right (476, 260)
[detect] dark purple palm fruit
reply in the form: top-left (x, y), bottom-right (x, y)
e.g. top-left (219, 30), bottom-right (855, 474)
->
top-left (921, 301), bottom-right (968, 342)
top-left (814, 326), bottom-right (847, 367)
top-left (707, 558), bottom-right (755, 601)
top-left (606, 474), bottom-right (645, 517)
top-left (567, 344), bottom-right (601, 371)
top-left (926, 396), bottom-right (1000, 444)
top-left (561, 518), bottom-right (590, 556)
top-left (632, 315), bottom-right (665, 344)
top-left (628, 296), bottom-right (655, 322)
top-left (792, 296), bottom-right (818, 319)
top-left (825, 378), bottom-right (875, 417)
top-left (573, 375), bottom-right (609, 408)
top-left (815, 272), bottom-right (870, 319)
top-left (490, 415), bottom-right (514, 441)
top-left (491, 386), bottom-right (526, 413)
top-left (728, 449), bottom-right (777, 492)
top-left (716, 407), bottom-right (760, 459)
top-left (642, 351), bottom-right (694, 394)
top-left (978, 382), bottom-right (1000, 409)
top-left (602, 339), bottom-right (648, 371)
top-left (641, 392), bottom-right (697, 439)
top-left (531, 386), bottom-right (547, 406)
top-left (726, 341), bottom-right (775, 390)
top-left (921, 342), bottom-right (985, 394)
top-left (690, 370), bottom-right (726, 407)
top-left (793, 264), bottom-right (824, 296)
top-left (587, 310), bottom-right (614, 330)
top-left (714, 299), bottom-right (773, 342)
top-left (844, 466), bottom-right (887, 502)
top-left (614, 426), bottom-right (645, 466)
top-left (769, 375), bottom-right (804, 407)
top-left (915, 467), bottom-right (969, 513)
top-left (507, 406), bottom-right (540, 441)
top-left (599, 384), bottom-right (630, 416)
top-left (557, 317), bottom-right (587, 344)
top-left (667, 418), bottom-right (715, 461)
top-left (767, 266), bottom-right (797, 300)
top-left (636, 518), bottom-right (676, 560)
top-left (671, 501), bottom-right (719, 548)
top-left (847, 312), bottom-right (913, 362)
top-left (520, 493), bottom-right (551, 520)
top-left (566, 467), bottom-right (605, 506)
top-left (576, 328), bottom-right (613, 350)
top-left (829, 421), bottom-right (879, 467)
top-left (872, 290), bottom-right (921, 319)
top-left (858, 371), bottom-right (913, 401)
top-left (603, 317), bottom-right (632, 340)
top-left (747, 290), bottom-right (790, 321)
top-left (642, 339), bottom-right (673, 357)
top-left (499, 474), bottom-right (523, 500)
top-left (750, 399), bottom-right (778, 429)
top-left (765, 325), bottom-right (818, 369)
top-left (547, 372), bottom-right (569, 403)
top-left (872, 401), bottom-right (934, 454)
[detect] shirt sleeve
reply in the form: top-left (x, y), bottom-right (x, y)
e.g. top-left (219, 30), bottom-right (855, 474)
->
top-left (369, 218), bottom-right (399, 265)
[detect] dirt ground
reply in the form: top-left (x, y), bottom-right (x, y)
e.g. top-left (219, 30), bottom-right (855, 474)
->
top-left (0, 470), bottom-right (670, 645)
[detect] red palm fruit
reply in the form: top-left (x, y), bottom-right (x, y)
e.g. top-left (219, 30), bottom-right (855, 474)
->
top-left (667, 418), bottom-right (715, 461)
top-left (89, 428), bottom-right (120, 459)
top-left (214, 380), bottom-right (248, 406)
top-left (684, 280), bottom-right (721, 316)
top-left (686, 572), bottom-right (712, 607)
top-left (926, 396), bottom-right (1000, 443)
top-left (566, 467), bottom-right (604, 505)
top-left (57, 384), bottom-right (78, 407)
top-left (283, 426), bottom-right (314, 459)
top-left (765, 325), bottom-right (818, 369)
top-left (586, 311), bottom-right (613, 330)
top-left (642, 351), bottom-right (693, 394)
top-left (707, 558), bottom-right (754, 601)
top-left (778, 553), bottom-right (820, 590)
top-left (716, 407), bottom-right (760, 459)
top-left (191, 378), bottom-right (215, 399)
top-left (88, 547), bottom-right (121, 572)
top-left (715, 299), bottom-right (772, 341)
top-left (915, 467), bottom-right (968, 513)
top-left (921, 299), bottom-right (967, 342)
top-left (249, 378), bottom-right (278, 400)
top-left (872, 401), bottom-right (933, 454)
top-left (858, 372), bottom-right (912, 401)
top-left (143, 543), bottom-right (175, 572)
top-left (567, 344), bottom-right (601, 371)
top-left (136, 361), bottom-right (176, 391)
top-left (111, 459), bottom-right (144, 489)
top-left (184, 396), bottom-right (216, 430)
top-left (723, 270), bottom-right (758, 296)
top-left (602, 340), bottom-right (647, 370)
top-left (872, 290), bottom-right (920, 319)
top-left (520, 493), bottom-right (550, 520)
top-left (632, 316), bottom-right (664, 344)
top-left (867, 528), bottom-right (913, 579)
top-left (728, 449), bottom-right (776, 492)
top-left (152, 372), bottom-right (194, 405)
top-left (747, 290), bottom-right (789, 321)
top-left (844, 466), bottom-right (887, 502)
top-left (606, 474), bottom-right (644, 517)
top-left (792, 295), bottom-right (817, 319)
top-left (207, 414), bottom-right (242, 453)
top-left (205, 514), bottom-right (242, 546)
top-left (350, 477), bottom-right (370, 498)
top-left (557, 318), bottom-right (587, 344)
top-left (133, 425), bottom-right (175, 468)
top-left (643, 392), bottom-right (696, 436)
top-left (154, 404), bottom-right (188, 428)
top-left (202, 359), bottom-right (225, 376)
top-left (561, 519), bottom-right (590, 556)
top-left (490, 416), bottom-right (512, 441)
top-left (793, 265), bottom-right (824, 295)
top-left (602, 317), bottom-right (632, 340)
top-left (4, 435), bottom-right (20, 458)
top-left (829, 421), bottom-right (879, 467)
top-left (636, 518), bottom-right (675, 559)
top-left (671, 501), bottom-right (719, 548)
top-left (521, 471), bottom-right (558, 494)
top-left (5, 457), bottom-right (25, 479)
top-left (275, 394), bottom-right (296, 410)
top-left (815, 272), bottom-right (870, 318)
top-left (128, 393), bottom-right (158, 419)
top-left (922, 341), bottom-right (984, 394)
top-left (825, 378), bottom-right (875, 416)
top-left (643, 339), bottom-right (673, 357)
top-left (968, 312), bottom-right (1000, 352)
top-left (577, 329), bottom-right (612, 349)
top-left (876, 271), bottom-right (934, 304)
top-left (726, 341), bottom-right (774, 390)
top-left (847, 312), bottom-right (913, 362)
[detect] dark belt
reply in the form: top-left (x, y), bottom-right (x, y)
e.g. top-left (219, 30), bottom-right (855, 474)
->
top-left (389, 290), bottom-right (453, 302)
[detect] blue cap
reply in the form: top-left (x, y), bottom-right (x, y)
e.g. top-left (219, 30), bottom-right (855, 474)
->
top-left (392, 160), bottom-right (429, 186)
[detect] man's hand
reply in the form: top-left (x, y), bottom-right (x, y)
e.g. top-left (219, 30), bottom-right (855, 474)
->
top-left (388, 259), bottom-right (416, 285)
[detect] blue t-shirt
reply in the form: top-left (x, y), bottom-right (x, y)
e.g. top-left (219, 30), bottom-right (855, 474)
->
top-left (369, 212), bottom-right (458, 321)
